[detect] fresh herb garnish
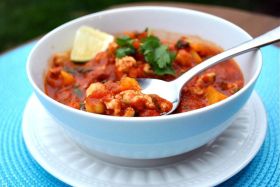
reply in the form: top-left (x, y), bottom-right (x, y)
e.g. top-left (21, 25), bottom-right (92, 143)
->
top-left (116, 36), bottom-right (134, 46)
top-left (116, 47), bottom-right (135, 58)
top-left (79, 102), bottom-right (86, 110)
top-left (63, 67), bottom-right (77, 75)
top-left (154, 45), bottom-right (174, 69)
top-left (73, 86), bottom-right (83, 98)
top-left (64, 67), bottom-right (93, 75)
top-left (115, 32), bottom-right (176, 75)
top-left (115, 36), bottom-right (136, 58)
top-left (140, 35), bottom-right (175, 75)
top-left (76, 67), bottom-right (93, 74)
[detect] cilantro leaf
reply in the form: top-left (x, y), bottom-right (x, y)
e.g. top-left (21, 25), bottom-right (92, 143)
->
top-left (116, 36), bottom-right (134, 47)
top-left (140, 35), bottom-right (160, 53)
top-left (144, 52), bottom-right (155, 65)
top-left (116, 47), bottom-right (136, 58)
top-left (115, 33), bottom-right (176, 76)
top-left (154, 66), bottom-right (175, 76)
top-left (140, 35), bottom-right (176, 76)
top-left (63, 67), bottom-right (77, 75)
top-left (154, 45), bottom-right (171, 68)
top-left (115, 36), bottom-right (136, 58)
top-left (73, 87), bottom-right (83, 98)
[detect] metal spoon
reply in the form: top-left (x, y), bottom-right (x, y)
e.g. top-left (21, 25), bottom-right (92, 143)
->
top-left (138, 26), bottom-right (280, 115)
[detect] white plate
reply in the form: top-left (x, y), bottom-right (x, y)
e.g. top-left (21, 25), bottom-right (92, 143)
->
top-left (22, 92), bottom-right (267, 187)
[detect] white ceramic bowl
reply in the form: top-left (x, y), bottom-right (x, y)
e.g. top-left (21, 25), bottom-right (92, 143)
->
top-left (27, 6), bottom-right (262, 159)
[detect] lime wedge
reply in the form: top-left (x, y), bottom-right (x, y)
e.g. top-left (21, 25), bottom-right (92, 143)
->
top-left (70, 26), bottom-right (114, 62)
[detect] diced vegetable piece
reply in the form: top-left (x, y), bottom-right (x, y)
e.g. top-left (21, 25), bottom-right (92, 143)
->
top-left (158, 99), bottom-right (173, 113)
top-left (175, 49), bottom-right (202, 66)
top-left (118, 90), bottom-right (138, 104)
top-left (53, 51), bottom-right (70, 66)
top-left (119, 77), bottom-right (141, 91)
top-left (85, 98), bottom-right (105, 114)
top-left (69, 101), bottom-right (80, 109)
top-left (202, 72), bottom-right (216, 83)
top-left (196, 72), bottom-right (216, 86)
top-left (60, 70), bottom-right (75, 85)
top-left (188, 37), bottom-right (221, 56)
top-left (132, 39), bottom-right (140, 49)
top-left (115, 56), bottom-right (137, 72)
top-left (123, 107), bottom-right (135, 117)
top-left (190, 50), bottom-right (202, 64)
top-left (190, 86), bottom-right (204, 95)
top-left (205, 86), bottom-right (227, 105)
top-left (104, 99), bottom-right (121, 116)
top-left (175, 49), bottom-right (193, 67)
top-left (86, 82), bottom-right (107, 97)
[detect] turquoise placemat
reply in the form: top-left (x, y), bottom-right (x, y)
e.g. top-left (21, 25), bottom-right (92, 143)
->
top-left (0, 42), bottom-right (279, 186)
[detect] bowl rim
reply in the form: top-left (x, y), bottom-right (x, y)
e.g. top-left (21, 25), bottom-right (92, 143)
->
top-left (26, 6), bottom-right (263, 122)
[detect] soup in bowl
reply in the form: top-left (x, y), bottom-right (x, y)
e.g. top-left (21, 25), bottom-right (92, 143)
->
top-left (45, 28), bottom-right (244, 117)
top-left (27, 6), bottom-right (262, 159)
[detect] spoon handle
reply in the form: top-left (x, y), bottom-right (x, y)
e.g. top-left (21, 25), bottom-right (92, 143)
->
top-left (172, 26), bottom-right (280, 89)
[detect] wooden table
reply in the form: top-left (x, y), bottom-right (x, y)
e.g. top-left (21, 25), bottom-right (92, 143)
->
top-left (113, 2), bottom-right (280, 46)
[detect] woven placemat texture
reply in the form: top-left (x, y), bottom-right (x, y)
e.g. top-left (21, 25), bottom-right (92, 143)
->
top-left (0, 43), bottom-right (279, 186)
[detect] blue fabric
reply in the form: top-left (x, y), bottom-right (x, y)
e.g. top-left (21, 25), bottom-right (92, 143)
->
top-left (0, 42), bottom-right (279, 186)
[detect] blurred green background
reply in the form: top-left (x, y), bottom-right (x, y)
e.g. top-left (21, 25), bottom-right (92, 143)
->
top-left (0, 0), bottom-right (279, 53)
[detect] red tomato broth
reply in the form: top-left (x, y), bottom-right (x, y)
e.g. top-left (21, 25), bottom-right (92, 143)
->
top-left (44, 30), bottom-right (244, 116)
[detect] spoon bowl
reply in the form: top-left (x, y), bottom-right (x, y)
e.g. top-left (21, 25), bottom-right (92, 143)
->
top-left (139, 26), bottom-right (280, 114)
top-left (137, 78), bottom-right (180, 114)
